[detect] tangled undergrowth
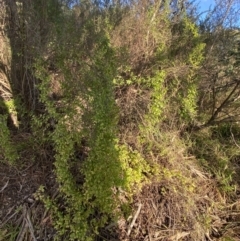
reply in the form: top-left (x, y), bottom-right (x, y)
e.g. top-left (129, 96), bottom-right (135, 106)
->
top-left (1, 0), bottom-right (240, 240)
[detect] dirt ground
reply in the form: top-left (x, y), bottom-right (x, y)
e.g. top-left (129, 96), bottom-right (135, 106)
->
top-left (0, 145), bottom-right (57, 241)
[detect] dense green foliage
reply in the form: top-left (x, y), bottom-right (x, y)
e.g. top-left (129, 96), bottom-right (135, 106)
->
top-left (1, 0), bottom-right (240, 240)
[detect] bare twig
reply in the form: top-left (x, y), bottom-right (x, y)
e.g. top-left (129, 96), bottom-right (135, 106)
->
top-left (25, 209), bottom-right (37, 241)
top-left (127, 203), bottom-right (142, 236)
top-left (146, 0), bottom-right (163, 51)
top-left (16, 219), bottom-right (28, 241)
top-left (16, 207), bottom-right (28, 241)
top-left (0, 179), bottom-right (9, 192)
top-left (205, 80), bottom-right (240, 127)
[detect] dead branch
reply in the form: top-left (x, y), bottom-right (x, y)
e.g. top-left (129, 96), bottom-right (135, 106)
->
top-left (127, 203), bottom-right (142, 236)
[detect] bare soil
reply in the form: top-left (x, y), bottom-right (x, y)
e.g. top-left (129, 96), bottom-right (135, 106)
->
top-left (0, 135), bottom-right (57, 241)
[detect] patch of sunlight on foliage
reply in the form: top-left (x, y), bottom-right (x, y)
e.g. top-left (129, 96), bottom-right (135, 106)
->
top-left (117, 144), bottom-right (153, 192)
top-left (0, 99), bottom-right (19, 128)
top-left (34, 19), bottom-right (154, 240)
top-left (138, 70), bottom-right (167, 142)
top-left (0, 114), bottom-right (18, 164)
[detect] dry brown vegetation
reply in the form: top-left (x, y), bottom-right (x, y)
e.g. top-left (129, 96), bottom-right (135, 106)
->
top-left (1, 0), bottom-right (240, 241)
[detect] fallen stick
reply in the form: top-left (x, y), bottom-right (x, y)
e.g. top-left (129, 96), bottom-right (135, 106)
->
top-left (0, 179), bottom-right (9, 192)
top-left (16, 220), bottom-right (28, 241)
top-left (25, 208), bottom-right (37, 241)
top-left (127, 203), bottom-right (142, 236)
